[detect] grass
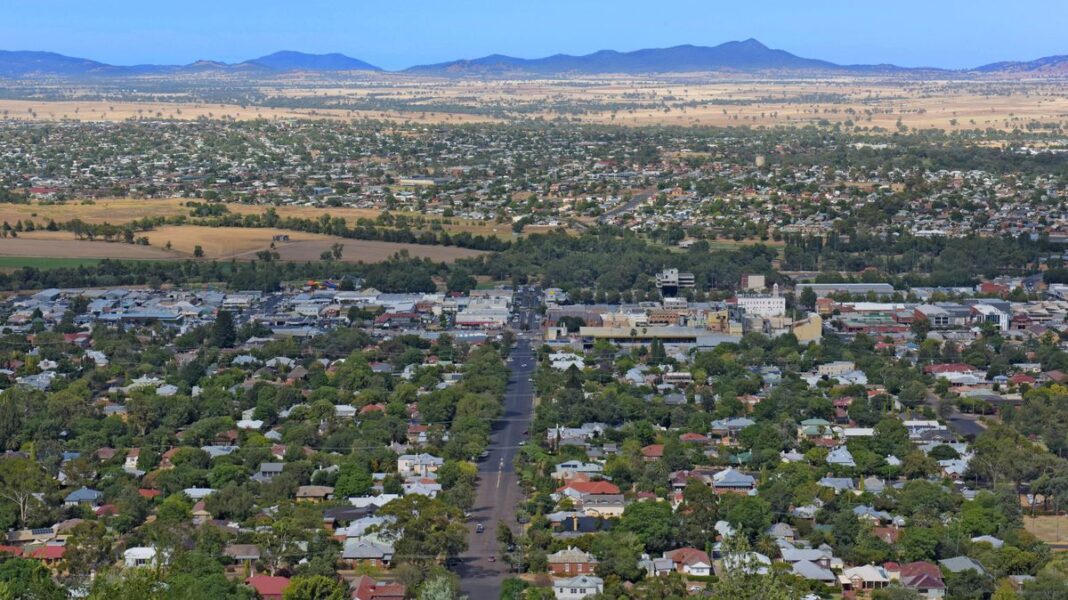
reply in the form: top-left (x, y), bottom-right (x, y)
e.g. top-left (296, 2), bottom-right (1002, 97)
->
top-left (0, 256), bottom-right (105, 269)
top-left (1024, 515), bottom-right (1068, 549)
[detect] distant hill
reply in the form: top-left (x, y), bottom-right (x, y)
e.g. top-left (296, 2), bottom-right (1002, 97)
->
top-left (0, 50), bottom-right (381, 78)
top-left (405, 39), bottom-right (889, 76)
top-left (0, 50), bottom-right (122, 77)
top-left (3, 42), bottom-right (1068, 79)
top-left (974, 55), bottom-right (1068, 75)
top-left (244, 51), bottom-right (381, 72)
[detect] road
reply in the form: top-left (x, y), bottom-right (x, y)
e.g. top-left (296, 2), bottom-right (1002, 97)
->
top-left (924, 392), bottom-right (987, 438)
top-left (457, 290), bottom-right (540, 598)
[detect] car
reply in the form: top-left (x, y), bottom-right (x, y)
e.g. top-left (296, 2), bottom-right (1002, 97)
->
top-left (476, 524), bottom-right (484, 533)
top-left (518, 441), bottom-right (526, 446)
top-left (487, 555), bottom-right (496, 563)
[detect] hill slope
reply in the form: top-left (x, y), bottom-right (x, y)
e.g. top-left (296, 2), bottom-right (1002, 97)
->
top-left (244, 51), bottom-right (381, 72)
top-left (404, 39), bottom-right (849, 75)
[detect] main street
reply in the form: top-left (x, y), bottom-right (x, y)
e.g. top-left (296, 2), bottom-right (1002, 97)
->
top-left (457, 289), bottom-right (540, 598)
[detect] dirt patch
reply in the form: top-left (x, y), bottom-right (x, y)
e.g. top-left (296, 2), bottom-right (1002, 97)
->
top-left (0, 236), bottom-right (178, 259)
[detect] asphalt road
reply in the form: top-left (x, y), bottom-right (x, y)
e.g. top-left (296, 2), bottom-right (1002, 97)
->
top-left (924, 391), bottom-right (987, 438)
top-left (457, 330), bottom-right (537, 598)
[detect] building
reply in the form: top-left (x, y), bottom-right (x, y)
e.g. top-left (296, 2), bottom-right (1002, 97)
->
top-left (553, 575), bottom-right (604, 599)
top-left (736, 284), bottom-right (786, 318)
top-left (655, 269), bottom-right (695, 297)
top-left (796, 283), bottom-right (895, 298)
top-left (245, 576), bottom-right (290, 600)
top-left (547, 546), bottom-right (598, 576)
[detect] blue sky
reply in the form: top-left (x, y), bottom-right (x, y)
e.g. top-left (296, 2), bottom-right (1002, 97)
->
top-left (3, 0), bottom-right (1066, 70)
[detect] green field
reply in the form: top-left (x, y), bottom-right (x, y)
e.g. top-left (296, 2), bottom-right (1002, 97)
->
top-left (0, 257), bottom-right (106, 270)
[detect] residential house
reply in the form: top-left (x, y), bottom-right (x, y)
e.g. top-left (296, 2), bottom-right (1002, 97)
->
top-left (547, 546), bottom-right (598, 576)
top-left (664, 547), bottom-right (712, 576)
top-left (552, 575), bottom-right (604, 600)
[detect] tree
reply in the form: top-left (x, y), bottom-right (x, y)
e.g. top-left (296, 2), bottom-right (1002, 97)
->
top-left (724, 496), bottom-right (772, 542)
top-left (679, 480), bottom-right (719, 548)
top-left (417, 575), bottom-right (457, 600)
top-left (592, 530), bottom-right (645, 582)
top-left (377, 495), bottom-right (468, 565)
top-left (193, 245), bottom-right (204, 258)
top-left (446, 269), bottom-right (477, 294)
top-left (0, 556), bottom-right (65, 599)
top-left (63, 521), bottom-right (113, 582)
top-left (211, 310), bottom-right (236, 347)
top-left (712, 535), bottom-right (801, 600)
top-left (0, 457), bottom-right (48, 526)
top-left (283, 575), bottom-right (345, 600)
top-left (873, 587), bottom-right (922, 600)
top-left (619, 500), bottom-right (677, 553)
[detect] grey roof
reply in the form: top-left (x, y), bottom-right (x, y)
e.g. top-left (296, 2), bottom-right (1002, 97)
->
top-left (64, 487), bottom-right (102, 503)
top-left (792, 559), bottom-right (836, 581)
top-left (939, 556), bottom-right (987, 575)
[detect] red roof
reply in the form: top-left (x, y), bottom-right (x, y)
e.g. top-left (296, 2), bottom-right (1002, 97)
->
top-left (352, 575), bottom-right (406, 600)
top-left (245, 575), bottom-right (290, 598)
top-left (30, 545), bottom-right (65, 560)
top-left (138, 488), bottom-right (161, 499)
top-left (924, 363), bottom-right (975, 374)
top-left (665, 547), bottom-right (710, 566)
top-left (641, 444), bottom-right (665, 458)
top-left (0, 545), bottom-right (22, 556)
top-left (1009, 373), bottom-right (1036, 385)
top-left (557, 481), bottom-right (621, 495)
top-left (679, 433), bottom-right (709, 443)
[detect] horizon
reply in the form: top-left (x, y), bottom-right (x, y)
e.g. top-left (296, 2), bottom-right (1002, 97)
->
top-left (2, 0), bottom-right (1067, 71)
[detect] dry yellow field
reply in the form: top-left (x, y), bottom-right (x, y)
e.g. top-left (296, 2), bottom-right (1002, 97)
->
top-left (1025, 515), bottom-right (1068, 549)
top-left (0, 99), bottom-right (499, 124)
top-left (0, 235), bottom-right (179, 260)
top-left (0, 198), bottom-right (191, 226)
top-left (6, 77), bottom-right (1068, 131)
top-left (3, 198), bottom-right (521, 241)
top-left (19, 226), bottom-right (487, 263)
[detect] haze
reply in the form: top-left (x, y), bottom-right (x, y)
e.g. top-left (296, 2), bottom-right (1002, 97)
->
top-left (3, 0), bottom-right (1067, 70)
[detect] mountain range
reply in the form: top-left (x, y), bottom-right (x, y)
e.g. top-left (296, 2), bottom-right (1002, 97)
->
top-left (1, 40), bottom-right (1066, 78)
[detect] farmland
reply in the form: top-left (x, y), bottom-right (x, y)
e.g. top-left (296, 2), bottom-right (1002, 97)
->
top-left (4, 75), bottom-right (1068, 131)
top-left (16, 226), bottom-right (487, 263)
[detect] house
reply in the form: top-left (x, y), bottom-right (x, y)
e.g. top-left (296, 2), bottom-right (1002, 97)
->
top-left (342, 538), bottom-right (394, 568)
top-left (295, 485), bottom-right (334, 502)
top-left (64, 487), bottom-right (103, 507)
top-left (252, 462), bottom-right (284, 483)
top-left (547, 546), bottom-right (598, 576)
top-left (396, 453), bottom-right (444, 478)
top-left (818, 477), bottom-right (855, 494)
top-left (664, 547), bottom-right (712, 576)
top-left (552, 574), bottom-right (604, 600)
top-left (711, 468), bottom-right (756, 494)
top-left (28, 545), bottom-right (66, 570)
top-left (839, 564), bottom-right (891, 596)
top-left (123, 547), bottom-right (158, 568)
top-left (553, 460), bottom-right (605, 480)
top-left (827, 446), bottom-right (856, 468)
top-left (579, 494), bottom-right (626, 518)
top-left (245, 575), bottom-right (290, 600)
top-left (792, 559), bottom-right (836, 583)
top-left (939, 556), bottom-right (987, 576)
top-left (351, 575), bottom-right (406, 600)
top-left (557, 481), bottom-right (621, 500)
top-left (223, 544), bottom-right (261, 569)
top-left (890, 561), bottom-right (947, 599)
top-left (640, 444), bottom-right (664, 460)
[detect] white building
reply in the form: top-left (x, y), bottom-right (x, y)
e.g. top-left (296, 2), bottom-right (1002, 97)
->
top-left (737, 284), bottom-right (786, 318)
top-left (553, 575), bottom-right (604, 599)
